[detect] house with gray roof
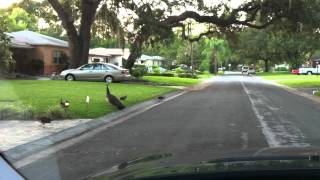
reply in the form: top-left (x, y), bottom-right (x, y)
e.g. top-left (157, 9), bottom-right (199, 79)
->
top-left (88, 48), bottom-right (130, 67)
top-left (7, 30), bottom-right (69, 75)
top-left (135, 54), bottom-right (165, 67)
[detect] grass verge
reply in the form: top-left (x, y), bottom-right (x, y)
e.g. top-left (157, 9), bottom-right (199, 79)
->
top-left (0, 80), bottom-right (174, 119)
top-left (141, 73), bottom-right (214, 86)
top-left (257, 72), bottom-right (320, 88)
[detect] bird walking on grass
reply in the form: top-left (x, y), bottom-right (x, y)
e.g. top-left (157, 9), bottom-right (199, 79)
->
top-left (106, 84), bottom-right (125, 110)
top-left (120, 96), bottom-right (127, 101)
top-left (60, 98), bottom-right (70, 108)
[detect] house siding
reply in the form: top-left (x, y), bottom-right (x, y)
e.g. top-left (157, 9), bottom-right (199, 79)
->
top-left (33, 45), bottom-right (69, 75)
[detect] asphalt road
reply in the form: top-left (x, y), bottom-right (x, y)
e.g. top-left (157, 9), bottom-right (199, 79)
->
top-left (19, 74), bottom-right (320, 180)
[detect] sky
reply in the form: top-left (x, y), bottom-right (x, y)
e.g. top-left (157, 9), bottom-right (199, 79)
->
top-left (0, 0), bottom-right (22, 9)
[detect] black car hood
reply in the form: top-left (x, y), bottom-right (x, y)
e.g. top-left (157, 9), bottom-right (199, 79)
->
top-left (89, 147), bottom-right (320, 180)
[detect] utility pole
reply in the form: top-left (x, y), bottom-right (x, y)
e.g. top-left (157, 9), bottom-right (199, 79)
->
top-left (187, 21), bottom-right (194, 75)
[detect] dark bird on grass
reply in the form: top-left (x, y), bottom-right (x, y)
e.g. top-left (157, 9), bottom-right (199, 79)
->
top-left (106, 84), bottom-right (125, 110)
top-left (38, 116), bottom-right (52, 125)
top-left (120, 96), bottom-right (127, 101)
top-left (158, 96), bottom-right (165, 100)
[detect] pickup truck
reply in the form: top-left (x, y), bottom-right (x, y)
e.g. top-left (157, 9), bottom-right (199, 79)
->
top-left (299, 65), bottom-right (320, 75)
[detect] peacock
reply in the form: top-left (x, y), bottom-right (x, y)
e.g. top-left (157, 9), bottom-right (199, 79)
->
top-left (106, 84), bottom-right (125, 110)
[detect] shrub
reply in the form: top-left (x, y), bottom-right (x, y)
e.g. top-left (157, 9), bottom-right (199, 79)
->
top-left (131, 65), bottom-right (148, 77)
top-left (275, 67), bottom-right (288, 72)
top-left (147, 72), bottom-right (174, 77)
top-left (0, 104), bottom-right (35, 120)
top-left (175, 67), bottom-right (186, 74)
top-left (177, 73), bottom-right (198, 79)
top-left (218, 70), bottom-right (224, 75)
top-left (46, 105), bottom-right (68, 120)
top-left (152, 67), bottom-right (161, 74)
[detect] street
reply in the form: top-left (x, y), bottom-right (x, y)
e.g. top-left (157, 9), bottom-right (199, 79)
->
top-left (19, 74), bottom-right (320, 180)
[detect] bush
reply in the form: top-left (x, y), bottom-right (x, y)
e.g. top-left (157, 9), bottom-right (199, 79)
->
top-left (147, 72), bottom-right (174, 77)
top-left (46, 105), bottom-right (68, 120)
top-left (131, 65), bottom-right (148, 77)
top-left (0, 104), bottom-right (35, 120)
top-left (218, 70), bottom-right (224, 75)
top-left (175, 67), bottom-right (186, 74)
top-left (152, 67), bottom-right (161, 74)
top-left (177, 73), bottom-right (198, 79)
top-left (275, 67), bottom-right (288, 72)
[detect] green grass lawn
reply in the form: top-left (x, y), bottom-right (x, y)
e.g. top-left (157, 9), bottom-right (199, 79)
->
top-left (141, 73), bottom-right (214, 86)
top-left (0, 80), bottom-right (174, 119)
top-left (257, 72), bottom-right (320, 88)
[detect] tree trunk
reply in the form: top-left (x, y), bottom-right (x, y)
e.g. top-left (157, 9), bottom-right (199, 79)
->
top-left (210, 48), bottom-right (217, 74)
top-left (264, 59), bottom-right (270, 72)
top-left (125, 35), bottom-right (144, 70)
top-left (48, 0), bottom-right (100, 68)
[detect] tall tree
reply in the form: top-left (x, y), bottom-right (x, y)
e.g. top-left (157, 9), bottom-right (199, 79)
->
top-left (0, 7), bottom-right (37, 32)
top-left (47, 0), bottom-right (101, 68)
top-left (45, 0), bottom-right (312, 70)
top-left (0, 15), bottom-right (14, 74)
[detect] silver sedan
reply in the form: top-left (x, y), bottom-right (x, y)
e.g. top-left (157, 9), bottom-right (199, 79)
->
top-left (60, 63), bottom-right (131, 82)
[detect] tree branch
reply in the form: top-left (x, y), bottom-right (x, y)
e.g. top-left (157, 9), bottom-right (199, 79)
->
top-left (48, 0), bottom-right (78, 37)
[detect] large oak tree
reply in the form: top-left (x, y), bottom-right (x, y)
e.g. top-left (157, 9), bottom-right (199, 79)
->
top-left (46, 0), bottom-right (312, 69)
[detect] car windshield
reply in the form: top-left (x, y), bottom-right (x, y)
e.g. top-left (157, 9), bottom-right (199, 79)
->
top-left (2, 0), bottom-right (320, 180)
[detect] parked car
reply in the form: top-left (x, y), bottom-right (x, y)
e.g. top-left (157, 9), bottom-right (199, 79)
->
top-left (247, 67), bottom-right (256, 74)
top-left (60, 63), bottom-right (131, 82)
top-left (298, 65), bottom-right (320, 75)
top-left (241, 66), bottom-right (249, 74)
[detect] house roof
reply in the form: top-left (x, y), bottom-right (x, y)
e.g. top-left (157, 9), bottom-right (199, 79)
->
top-left (89, 48), bottom-right (130, 58)
top-left (139, 54), bottom-right (165, 61)
top-left (7, 30), bottom-right (68, 48)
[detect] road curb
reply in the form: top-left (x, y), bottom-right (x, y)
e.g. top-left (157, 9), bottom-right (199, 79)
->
top-left (2, 90), bottom-right (186, 164)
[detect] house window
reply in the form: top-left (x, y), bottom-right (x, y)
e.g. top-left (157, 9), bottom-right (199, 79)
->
top-left (53, 51), bottom-right (63, 64)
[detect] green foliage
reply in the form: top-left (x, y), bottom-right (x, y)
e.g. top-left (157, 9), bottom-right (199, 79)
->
top-left (200, 39), bottom-right (231, 72)
top-left (177, 73), bottom-right (198, 79)
top-left (0, 104), bottom-right (35, 120)
top-left (131, 65), bottom-right (148, 77)
top-left (3, 7), bottom-right (37, 32)
top-left (175, 67), bottom-right (186, 74)
top-left (0, 16), bottom-right (15, 75)
top-left (46, 105), bottom-right (68, 120)
top-left (152, 67), bottom-right (161, 74)
top-left (275, 67), bottom-right (289, 72)
top-left (147, 73), bottom-right (174, 77)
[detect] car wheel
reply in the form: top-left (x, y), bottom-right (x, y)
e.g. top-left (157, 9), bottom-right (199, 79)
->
top-left (307, 71), bottom-right (312, 75)
top-left (104, 76), bottom-right (114, 83)
top-left (65, 74), bottom-right (75, 81)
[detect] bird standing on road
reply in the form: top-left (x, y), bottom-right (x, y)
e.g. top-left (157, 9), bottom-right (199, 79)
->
top-left (106, 84), bottom-right (125, 110)
top-left (158, 96), bottom-right (165, 100)
top-left (38, 116), bottom-right (52, 126)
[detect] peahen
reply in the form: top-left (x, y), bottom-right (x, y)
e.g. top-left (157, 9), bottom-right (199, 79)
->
top-left (120, 96), bottom-right (127, 101)
top-left (106, 84), bottom-right (125, 110)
